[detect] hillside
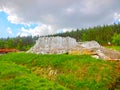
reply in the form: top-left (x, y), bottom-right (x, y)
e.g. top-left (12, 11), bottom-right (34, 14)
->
top-left (0, 53), bottom-right (120, 89)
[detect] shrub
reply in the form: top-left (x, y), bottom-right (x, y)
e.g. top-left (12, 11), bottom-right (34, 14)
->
top-left (112, 34), bottom-right (120, 45)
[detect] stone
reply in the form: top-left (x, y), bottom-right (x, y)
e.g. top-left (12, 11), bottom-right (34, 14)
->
top-left (99, 47), bottom-right (120, 60)
top-left (68, 48), bottom-right (97, 55)
top-left (91, 55), bottom-right (99, 59)
top-left (28, 36), bottom-right (120, 60)
top-left (80, 41), bottom-right (101, 49)
top-left (96, 49), bottom-right (111, 60)
top-left (27, 36), bottom-right (77, 54)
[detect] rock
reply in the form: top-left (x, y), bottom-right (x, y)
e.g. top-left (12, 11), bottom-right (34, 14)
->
top-left (96, 49), bottom-right (111, 60)
top-left (91, 55), bottom-right (99, 59)
top-left (68, 48), bottom-right (97, 55)
top-left (80, 41), bottom-right (101, 49)
top-left (28, 36), bottom-right (120, 60)
top-left (27, 36), bottom-right (77, 54)
top-left (99, 47), bottom-right (120, 60)
top-left (90, 47), bottom-right (120, 60)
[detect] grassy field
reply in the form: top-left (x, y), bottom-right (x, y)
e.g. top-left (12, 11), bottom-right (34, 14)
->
top-left (0, 52), bottom-right (120, 90)
top-left (106, 46), bottom-right (120, 52)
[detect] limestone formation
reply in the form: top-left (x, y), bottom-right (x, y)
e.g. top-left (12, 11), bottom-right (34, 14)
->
top-left (98, 47), bottom-right (120, 60)
top-left (28, 36), bottom-right (77, 54)
top-left (28, 36), bottom-right (120, 60)
top-left (80, 41), bottom-right (101, 49)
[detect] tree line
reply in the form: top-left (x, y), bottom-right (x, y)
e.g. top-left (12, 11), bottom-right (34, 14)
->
top-left (0, 24), bottom-right (120, 51)
top-left (0, 36), bottom-right (38, 51)
top-left (52, 24), bottom-right (120, 45)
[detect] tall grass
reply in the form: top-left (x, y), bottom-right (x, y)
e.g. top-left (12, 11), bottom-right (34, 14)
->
top-left (106, 46), bottom-right (120, 52)
top-left (0, 57), bottom-right (68, 90)
top-left (0, 52), bottom-right (119, 90)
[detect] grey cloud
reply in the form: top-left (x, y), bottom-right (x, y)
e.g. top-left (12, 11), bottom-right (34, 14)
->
top-left (0, 0), bottom-right (120, 29)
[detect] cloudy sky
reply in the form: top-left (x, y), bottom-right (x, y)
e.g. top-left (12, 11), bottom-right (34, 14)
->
top-left (0, 0), bottom-right (120, 38)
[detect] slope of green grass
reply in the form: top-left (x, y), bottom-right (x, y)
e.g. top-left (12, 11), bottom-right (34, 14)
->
top-left (106, 46), bottom-right (120, 52)
top-left (0, 60), bottom-right (68, 90)
top-left (0, 52), bottom-right (119, 90)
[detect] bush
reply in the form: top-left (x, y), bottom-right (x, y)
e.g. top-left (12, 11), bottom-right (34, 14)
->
top-left (112, 34), bottom-right (120, 45)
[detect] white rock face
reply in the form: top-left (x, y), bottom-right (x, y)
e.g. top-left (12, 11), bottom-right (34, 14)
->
top-left (28, 36), bottom-right (77, 54)
top-left (28, 37), bottom-right (120, 60)
top-left (80, 41), bottom-right (101, 49)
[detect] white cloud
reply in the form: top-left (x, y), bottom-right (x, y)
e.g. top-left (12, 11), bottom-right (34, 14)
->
top-left (18, 24), bottom-right (74, 37)
top-left (119, 19), bottom-right (120, 22)
top-left (6, 27), bottom-right (12, 34)
top-left (0, 0), bottom-right (120, 37)
top-left (114, 13), bottom-right (120, 24)
top-left (7, 15), bottom-right (21, 24)
top-left (17, 24), bottom-right (57, 37)
top-left (66, 8), bottom-right (75, 14)
top-left (1, 7), bottom-right (21, 24)
top-left (1, 7), bottom-right (30, 25)
top-left (114, 13), bottom-right (120, 19)
top-left (62, 28), bottom-right (73, 32)
top-left (0, 0), bottom-right (118, 25)
top-left (57, 28), bottom-right (73, 33)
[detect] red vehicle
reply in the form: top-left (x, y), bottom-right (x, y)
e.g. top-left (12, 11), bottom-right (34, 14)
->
top-left (0, 49), bottom-right (18, 53)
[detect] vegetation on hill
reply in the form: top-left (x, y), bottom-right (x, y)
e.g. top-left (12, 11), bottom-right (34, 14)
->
top-left (0, 61), bottom-right (67, 90)
top-left (0, 24), bottom-right (120, 51)
top-left (0, 24), bottom-right (120, 89)
top-left (112, 34), bottom-right (120, 45)
top-left (0, 36), bottom-right (38, 51)
top-left (0, 53), bottom-right (120, 89)
top-left (106, 46), bottom-right (120, 52)
top-left (52, 24), bottom-right (120, 45)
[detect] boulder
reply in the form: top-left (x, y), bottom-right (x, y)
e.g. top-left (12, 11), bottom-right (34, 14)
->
top-left (98, 47), bottom-right (120, 60)
top-left (28, 36), bottom-right (120, 60)
top-left (80, 41), bottom-right (101, 49)
top-left (27, 36), bottom-right (77, 54)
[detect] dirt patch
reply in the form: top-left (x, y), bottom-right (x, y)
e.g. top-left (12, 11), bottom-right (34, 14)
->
top-left (108, 61), bottom-right (120, 89)
top-left (31, 66), bottom-right (57, 81)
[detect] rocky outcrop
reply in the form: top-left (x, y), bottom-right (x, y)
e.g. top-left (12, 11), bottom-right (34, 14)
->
top-left (80, 41), bottom-right (101, 49)
top-left (98, 47), bottom-right (120, 60)
top-left (28, 36), bottom-right (120, 60)
top-left (28, 36), bottom-right (77, 54)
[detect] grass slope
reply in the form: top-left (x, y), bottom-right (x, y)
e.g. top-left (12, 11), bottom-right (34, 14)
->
top-left (0, 53), bottom-right (120, 90)
top-left (106, 46), bottom-right (120, 52)
top-left (0, 61), bottom-right (67, 90)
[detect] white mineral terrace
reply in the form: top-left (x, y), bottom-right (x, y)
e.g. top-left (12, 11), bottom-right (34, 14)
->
top-left (28, 36), bottom-right (120, 60)
top-left (28, 36), bottom-right (78, 54)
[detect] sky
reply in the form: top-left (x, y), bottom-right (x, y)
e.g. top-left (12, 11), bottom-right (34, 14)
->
top-left (0, 0), bottom-right (120, 38)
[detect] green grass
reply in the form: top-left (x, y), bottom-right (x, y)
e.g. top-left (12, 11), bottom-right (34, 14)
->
top-left (0, 60), bottom-right (67, 90)
top-left (106, 46), bottom-right (120, 52)
top-left (0, 52), bottom-right (119, 90)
